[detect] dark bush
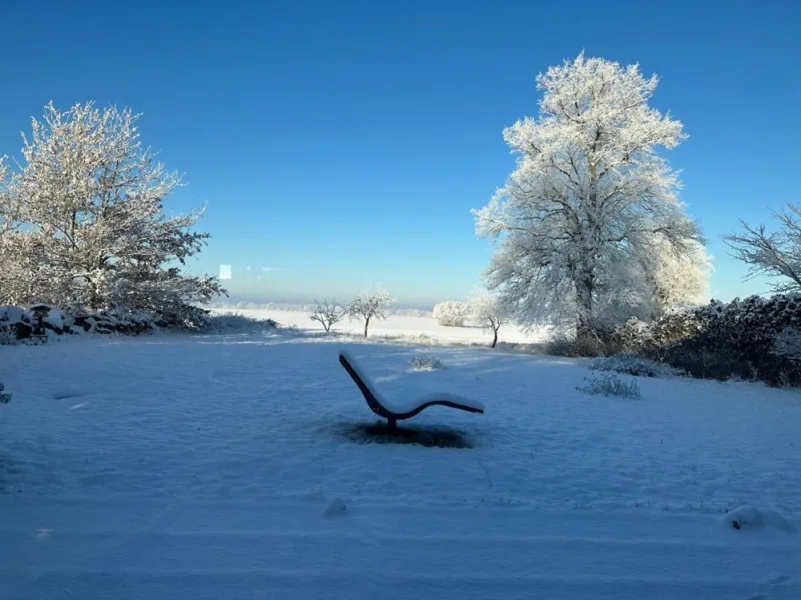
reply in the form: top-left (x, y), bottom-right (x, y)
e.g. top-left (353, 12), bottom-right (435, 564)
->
top-left (610, 294), bottom-right (801, 387)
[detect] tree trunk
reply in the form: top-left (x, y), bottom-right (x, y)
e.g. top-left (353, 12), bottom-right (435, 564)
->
top-left (363, 317), bottom-right (370, 338)
top-left (574, 275), bottom-right (595, 341)
top-left (491, 328), bottom-right (498, 348)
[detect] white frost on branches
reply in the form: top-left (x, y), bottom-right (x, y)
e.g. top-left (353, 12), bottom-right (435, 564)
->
top-left (646, 238), bottom-right (711, 313)
top-left (309, 298), bottom-right (346, 332)
top-left (433, 301), bottom-right (469, 327)
top-left (773, 326), bottom-right (801, 361)
top-left (595, 237), bottom-right (712, 326)
top-left (0, 101), bottom-right (225, 325)
top-left (723, 202), bottom-right (801, 293)
top-left (473, 53), bottom-right (703, 338)
top-left (347, 288), bottom-right (395, 338)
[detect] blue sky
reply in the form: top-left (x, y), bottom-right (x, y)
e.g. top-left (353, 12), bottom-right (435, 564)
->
top-left (1, 0), bottom-right (799, 308)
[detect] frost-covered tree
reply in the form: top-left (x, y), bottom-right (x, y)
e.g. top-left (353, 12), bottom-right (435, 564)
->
top-left (595, 237), bottom-right (711, 326)
top-left (723, 202), bottom-right (801, 293)
top-left (469, 290), bottom-right (509, 348)
top-left (347, 289), bottom-right (395, 338)
top-left (309, 298), bottom-right (345, 332)
top-left (0, 101), bottom-right (225, 323)
top-left (473, 53), bottom-right (702, 339)
top-left (646, 238), bottom-right (711, 313)
top-left (0, 157), bottom-right (10, 225)
top-left (432, 301), bottom-right (469, 327)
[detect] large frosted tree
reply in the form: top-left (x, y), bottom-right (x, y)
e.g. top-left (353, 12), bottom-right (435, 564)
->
top-left (473, 53), bottom-right (703, 339)
top-left (0, 101), bottom-right (225, 322)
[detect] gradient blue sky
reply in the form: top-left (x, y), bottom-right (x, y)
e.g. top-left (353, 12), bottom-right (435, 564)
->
top-left (1, 0), bottom-right (799, 308)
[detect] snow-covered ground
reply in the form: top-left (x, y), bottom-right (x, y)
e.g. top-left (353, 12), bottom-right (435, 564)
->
top-left (1, 326), bottom-right (800, 599)
top-left (211, 307), bottom-right (551, 345)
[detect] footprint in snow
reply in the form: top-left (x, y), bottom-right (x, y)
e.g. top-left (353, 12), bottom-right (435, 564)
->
top-left (322, 498), bottom-right (347, 517)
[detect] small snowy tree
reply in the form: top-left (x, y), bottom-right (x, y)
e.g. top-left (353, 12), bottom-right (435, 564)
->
top-left (723, 202), bottom-right (801, 293)
top-left (432, 301), bottom-right (469, 326)
top-left (0, 101), bottom-right (225, 323)
top-left (309, 298), bottom-right (345, 332)
top-left (473, 53), bottom-right (702, 340)
top-left (469, 290), bottom-right (509, 348)
top-left (347, 289), bottom-right (395, 338)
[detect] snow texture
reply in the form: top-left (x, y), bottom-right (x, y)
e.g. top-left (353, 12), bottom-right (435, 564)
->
top-left (1, 322), bottom-right (800, 599)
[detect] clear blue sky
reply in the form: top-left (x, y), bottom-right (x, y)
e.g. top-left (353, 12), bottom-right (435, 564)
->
top-left (1, 0), bottom-right (799, 308)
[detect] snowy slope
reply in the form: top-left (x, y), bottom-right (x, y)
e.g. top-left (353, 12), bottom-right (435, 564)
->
top-left (1, 331), bottom-right (800, 599)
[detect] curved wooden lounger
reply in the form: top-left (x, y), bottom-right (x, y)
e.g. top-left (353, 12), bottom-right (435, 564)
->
top-left (338, 349), bottom-right (484, 429)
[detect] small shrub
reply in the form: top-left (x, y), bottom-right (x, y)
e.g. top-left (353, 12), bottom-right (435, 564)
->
top-left (577, 372), bottom-right (641, 400)
top-left (409, 356), bottom-right (445, 371)
top-left (588, 353), bottom-right (686, 378)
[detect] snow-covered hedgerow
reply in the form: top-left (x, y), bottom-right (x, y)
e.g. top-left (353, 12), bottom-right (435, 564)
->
top-left (588, 353), bottom-right (686, 378)
top-left (0, 302), bottom-right (231, 344)
top-left (610, 294), bottom-right (801, 386)
top-left (432, 301), bottom-right (469, 327)
top-left (1, 304), bottom-right (157, 342)
top-left (202, 312), bottom-right (278, 333)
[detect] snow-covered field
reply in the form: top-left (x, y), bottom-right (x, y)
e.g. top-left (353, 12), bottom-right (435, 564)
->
top-left (211, 307), bottom-right (551, 345)
top-left (1, 325), bottom-right (800, 600)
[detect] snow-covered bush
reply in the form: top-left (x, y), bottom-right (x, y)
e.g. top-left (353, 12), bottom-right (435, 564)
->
top-left (347, 289), bottom-right (395, 338)
top-left (577, 373), bottom-right (641, 400)
top-left (0, 382), bottom-right (10, 404)
top-left (588, 353), bottom-right (686, 378)
top-left (409, 356), bottom-right (445, 371)
top-left (309, 298), bottom-right (345, 332)
top-left (1, 303), bottom-right (155, 339)
top-left (432, 301), bottom-right (469, 327)
top-left (198, 312), bottom-right (278, 333)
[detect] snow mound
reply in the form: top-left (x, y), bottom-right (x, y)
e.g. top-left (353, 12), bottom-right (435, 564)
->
top-left (724, 505), bottom-right (797, 533)
top-left (322, 497), bottom-right (348, 517)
